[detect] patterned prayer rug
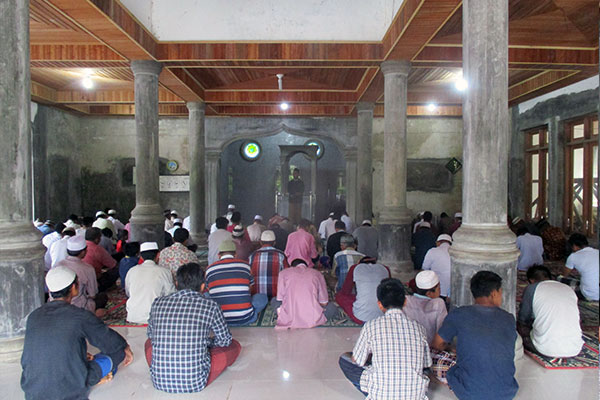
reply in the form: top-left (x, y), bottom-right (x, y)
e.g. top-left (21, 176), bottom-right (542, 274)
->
top-left (524, 333), bottom-right (599, 369)
top-left (247, 302), bottom-right (362, 328)
top-left (102, 287), bottom-right (147, 327)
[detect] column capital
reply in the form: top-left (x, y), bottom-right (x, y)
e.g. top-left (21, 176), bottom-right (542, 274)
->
top-left (130, 60), bottom-right (163, 76)
top-left (206, 148), bottom-right (221, 161)
top-left (343, 148), bottom-right (358, 161)
top-left (355, 102), bottom-right (375, 112)
top-left (380, 60), bottom-right (411, 76)
top-left (186, 101), bottom-right (206, 113)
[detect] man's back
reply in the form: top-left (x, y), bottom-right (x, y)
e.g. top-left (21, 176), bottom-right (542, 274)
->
top-left (422, 244), bottom-right (451, 297)
top-left (276, 265), bottom-right (328, 329)
top-left (353, 263), bottom-right (390, 322)
top-left (83, 240), bottom-right (116, 275)
top-left (326, 231), bottom-right (346, 260)
top-left (566, 247), bottom-right (599, 301)
top-left (285, 229), bottom-right (317, 267)
top-left (333, 249), bottom-right (364, 291)
top-left (353, 309), bottom-right (431, 399)
top-left (516, 233), bottom-right (544, 271)
top-left (207, 229), bottom-right (232, 264)
top-left (126, 261), bottom-right (175, 323)
top-left (438, 305), bottom-right (518, 400)
top-left (412, 229), bottom-right (436, 269)
top-left (55, 256), bottom-right (98, 312)
top-left (249, 246), bottom-right (288, 297)
top-left (159, 242), bottom-right (199, 276)
top-left (148, 290), bottom-right (232, 393)
top-left (21, 301), bottom-right (127, 400)
top-left (352, 225), bottom-right (378, 258)
top-left (403, 295), bottom-right (447, 345)
top-left (205, 257), bottom-right (255, 325)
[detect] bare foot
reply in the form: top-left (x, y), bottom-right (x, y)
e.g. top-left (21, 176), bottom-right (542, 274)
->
top-left (96, 372), bottom-right (113, 386)
top-left (95, 308), bottom-right (107, 318)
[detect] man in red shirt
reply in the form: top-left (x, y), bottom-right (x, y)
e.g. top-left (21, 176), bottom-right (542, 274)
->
top-left (83, 227), bottom-right (118, 291)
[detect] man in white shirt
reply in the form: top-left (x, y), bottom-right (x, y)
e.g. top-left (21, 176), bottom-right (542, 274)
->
top-left (46, 227), bottom-right (76, 270)
top-left (93, 211), bottom-right (116, 237)
top-left (422, 234), bottom-right (452, 298)
top-left (208, 217), bottom-right (233, 265)
top-left (107, 209), bottom-right (126, 233)
top-left (341, 212), bottom-right (355, 233)
top-left (562, 233), bottom-right (599, 301)
top-left (515, 227), bottom-right (544, 271)
top-left (318, 212), bottom-right (337, 240)
top-left (247, 215), bottom-right (266, 243)
top-left (126, 242), bottom-right (175, 324)
top-left (518, 265), bottom-right (583, 357)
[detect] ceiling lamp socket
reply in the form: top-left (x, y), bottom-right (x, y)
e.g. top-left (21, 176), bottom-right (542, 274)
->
top-left (276, 74), bottom-right (284, 91)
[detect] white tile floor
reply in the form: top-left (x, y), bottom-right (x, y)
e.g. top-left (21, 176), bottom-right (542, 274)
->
top-left (1, 326), bottom-right (598, 399)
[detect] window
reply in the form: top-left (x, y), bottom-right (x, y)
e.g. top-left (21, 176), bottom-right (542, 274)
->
top-left (565, 115), bottom-right (598, 237)
top-left (240, 141), bottom-right (261, 161)
top-left (524, 127), bottom-right (548, 220)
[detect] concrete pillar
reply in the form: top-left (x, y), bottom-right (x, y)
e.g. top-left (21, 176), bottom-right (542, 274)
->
top-left (129, 60), bottom-right (164, 248)
top-left (547, 116), bottom-right (565, 227)
top-left (187, 102), bottom-right (207, 243)
top-left (356, 102), bottom-right (374, 222)
top-left (378, 60), bottom-right (413, 278)
top-left (344, 149), bottom-right (358, 224)
top-left (450, 0), bottom-right (519, 315)
top-left (205, 150), bottom-right (221, 229)
top-left (310, 157), bottom-right (318, 223)
top-left (0, 0), bottom-right (46, 362)
top-left (507, 106), bottom-right (525, 220)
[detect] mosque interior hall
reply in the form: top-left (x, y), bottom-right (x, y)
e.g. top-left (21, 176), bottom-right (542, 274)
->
top-left (0, 0), bottom-right (599, 399)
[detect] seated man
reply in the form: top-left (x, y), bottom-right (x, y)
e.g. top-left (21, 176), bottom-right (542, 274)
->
top-left (432, 271), bottom-right (519, 400)
top-left (326, 220), bottom-right (347, 261)
top-left (158, 228), bottom-right (199, 278)
top-left (422, 234), bottom-right (453, 299)
top-left (412, 221), bottom-right (436, 269)
top-left (518, 265), bottom-right (583, 357)
top-left (21, 267), bottom-right (133, 400)
top-left (249, 230), bottom-right (290, 299)
top-left (335, 257), bottom-right (390, 324)
top-left (338, 278), bottom-right (431, 399)
top-left (126, 242), bottom-right (176, 324)
top-left (119, 241), bottom-right (140, 289)
top-left (83, 227), bottom-right (119, 292)
top-left (207, 217), bottom-right (232, 265)
top-left (403, 270), bottom-right (447, 345)
top-left (205, 240), bottom-right (268, 326)
top-left (515, 227), bottom-right (544, 271)
top-left (352, 219), bottom-right (378, 259)
top-left (332, 234), bottom-right (364, 292)
top-left (146, 263), bottom-right (241, 393)
top-left (274, 259), bottom-right (338, 329)
top-left (562, 233), bottom-right (599, 301)
top-left (284, 218), bottom-right (318, 267)
top-left (54, 235), bottom-right (108, 317)
top-left (247, 214), bottom-right (266, 243)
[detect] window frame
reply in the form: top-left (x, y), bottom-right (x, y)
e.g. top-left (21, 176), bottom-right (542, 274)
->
top-left (524, 126), bottom-right (549, 220)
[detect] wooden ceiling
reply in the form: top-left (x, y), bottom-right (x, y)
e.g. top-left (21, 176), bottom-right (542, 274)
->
top-left (29, 0), bottom-right (598, 117)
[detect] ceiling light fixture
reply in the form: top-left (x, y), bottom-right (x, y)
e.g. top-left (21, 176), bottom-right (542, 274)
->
top-left (454, 78), bottom-right (468, 92)
top-left (280, 102), bottom-right (289, 111)
top-left (276, 74), bottom-right (284, 91)
top-left (82, 76), bottom-right (94, 89)
top-left (427, 103), bottom-right (437, 112)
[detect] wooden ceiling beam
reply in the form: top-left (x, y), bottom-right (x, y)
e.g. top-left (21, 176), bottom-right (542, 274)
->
top-left (508, 70), bottom-right (598, 106)
top-left (374, 104), bottom-right (463, 117)
top-left (159, 68), bottom-right (204, 102)
top-left (53, 88), bottom-right (182, 104)
top-left (30, 44), bottom-right (125, 61)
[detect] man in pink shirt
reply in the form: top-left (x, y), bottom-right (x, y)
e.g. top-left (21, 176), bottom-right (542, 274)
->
top-left (83, 227), bottom-right (118, 292)
top-left (284, 219), bottom-right (318, 268)
top-left (274, 259), bottom-right (339, 329)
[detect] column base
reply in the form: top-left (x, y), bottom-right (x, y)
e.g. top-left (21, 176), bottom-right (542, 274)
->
top-left (190, 231), bottom-right (207, 245)
top-left (378, 223), bottom-right (413, 279)
top-left (0, 222), bottom-right (45, 362)
top-left (449, 223), bottom-right (519, 315)
top-left (129, 204), bottom-right (165, 248)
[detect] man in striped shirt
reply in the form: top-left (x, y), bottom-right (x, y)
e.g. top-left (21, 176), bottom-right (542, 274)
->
top-left (249, 230), bottom-right (289, 299)
top-left (332, 234), bottom-right (364, 292)
top-left (205, 240), bottom-right (268, 326)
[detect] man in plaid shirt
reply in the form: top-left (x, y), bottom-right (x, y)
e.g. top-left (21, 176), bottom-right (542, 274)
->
top-left (339, 278), bottom-right (431, 399)
top-left (145, 263), bottom-right (241, 393)
top-left (249, 230), bottom-right (289, 298)
top-left (332, 234), bottom-right (364, 291)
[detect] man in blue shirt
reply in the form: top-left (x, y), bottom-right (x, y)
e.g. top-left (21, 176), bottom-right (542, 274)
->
top-left (432, 271), bottom-right (518, 400)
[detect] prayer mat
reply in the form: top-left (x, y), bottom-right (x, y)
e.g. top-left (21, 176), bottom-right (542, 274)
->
top-left (579, 301), bottom-right (599, 339)
top-left (524, 333), bottom-right (599, 369)
top-left (246, 302), bottom-right (362, 328)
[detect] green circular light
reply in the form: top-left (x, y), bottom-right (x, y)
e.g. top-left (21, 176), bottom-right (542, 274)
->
top-left (241, 141), bottom-right (261, 161)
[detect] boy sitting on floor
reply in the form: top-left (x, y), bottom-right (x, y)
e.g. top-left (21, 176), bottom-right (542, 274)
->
top-left (432, 271), bottom-right (519, 400)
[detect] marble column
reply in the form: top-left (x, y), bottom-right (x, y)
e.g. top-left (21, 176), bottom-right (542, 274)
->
top-left (0, 0), bottom-right (46, 362)
top-left (344, 149), bottom-right (358, 224)
top-left (450, 0), bottom-right (519, 315)
top-left (187, 102), bottom-right (207, 243)
top-left (129, 60), bottom-right (164, 248)
top-left (356, 102), bottom-right (374, 222)
top-left (378, 60), bottom-right (413, 278)
top-left (205, 150), bottom-right (221, 228)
